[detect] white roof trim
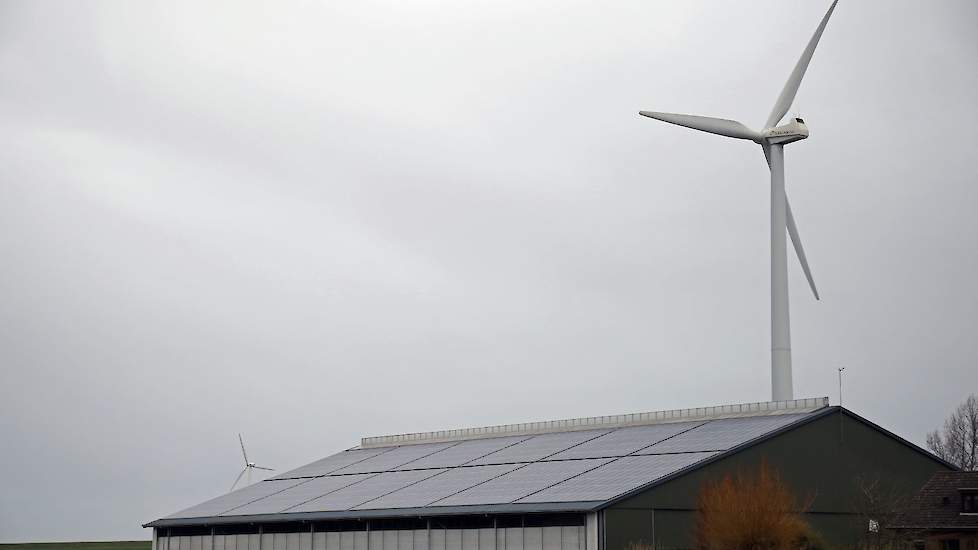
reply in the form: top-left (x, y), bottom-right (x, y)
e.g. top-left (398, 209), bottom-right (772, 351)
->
top-left (361, 397), bottom-right (830, 448)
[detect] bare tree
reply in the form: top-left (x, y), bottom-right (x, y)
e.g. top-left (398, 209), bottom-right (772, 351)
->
top-left (926, 394), bottom-right (978, 471)
top-left (852, 475), bottom-right (918, 550)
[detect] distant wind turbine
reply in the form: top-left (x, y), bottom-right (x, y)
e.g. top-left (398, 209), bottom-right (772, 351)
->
top-left (230, 433), bottom-right (274, 491)
top-left (639, 1), bottom-right (841, 401)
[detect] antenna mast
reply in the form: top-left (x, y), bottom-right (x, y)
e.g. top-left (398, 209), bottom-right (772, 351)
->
top-left (837, 367), bottom-right (845, 406)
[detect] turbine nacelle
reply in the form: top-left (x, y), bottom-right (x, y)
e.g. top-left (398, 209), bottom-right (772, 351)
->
top-left (231, 434), bottom-right (274, 491)
top-left (761, 118), bottom-right (809, 145)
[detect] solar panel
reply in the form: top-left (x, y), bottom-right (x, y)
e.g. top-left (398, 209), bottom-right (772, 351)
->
top-left (330, 442), bottom-right (459, 474)
top-left (638, 414), bottom-right (808, 454)
top-left (399, 436), bottom-right (531, 470)
top-left (223, 474), bottom-right (373, 516)
top-left (354, 464), bottom-right (525, 510)
top-left (516, 452), bottom-right (718, 503)
top-left (465, 430), bottom-right (613, 466)
top-left (153, 406), bottom-right (826, 525)
top-left (272, 448), bottom-right (392, 480)
top-left (166, 479), bottom-right (306, 519)
top-left (546, 422), bottom-right (705, 460)
top-left (287, 469), bottom-right (448, 512)
top-left (435, 459), bottom-right (611, 506)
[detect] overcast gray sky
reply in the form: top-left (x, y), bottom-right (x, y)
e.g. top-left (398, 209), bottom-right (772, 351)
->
top-left (1, 0), bottom-right (976, 542)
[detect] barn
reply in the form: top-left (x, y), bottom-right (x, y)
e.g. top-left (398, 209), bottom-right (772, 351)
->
top-left (145, 397), bottom-right (951, 549)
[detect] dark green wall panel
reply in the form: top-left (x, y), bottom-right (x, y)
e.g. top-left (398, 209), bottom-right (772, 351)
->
top-left (604, 509), bottom-right (652, 550)
top-left (604, 409), bottom-right (949, 549)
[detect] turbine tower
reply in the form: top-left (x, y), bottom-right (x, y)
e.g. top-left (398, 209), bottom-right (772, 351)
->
top-left (639, 0), bottom-right (840, 401)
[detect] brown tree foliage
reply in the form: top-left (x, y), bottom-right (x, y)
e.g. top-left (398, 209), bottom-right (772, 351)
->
top-left (695, 460), bottom-right (813, 550)
top-left (926, 393), bottom-right (978, 471)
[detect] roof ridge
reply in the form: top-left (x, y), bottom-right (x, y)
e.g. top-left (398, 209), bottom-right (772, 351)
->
top-left (360, 397), bottom-right (830, 448)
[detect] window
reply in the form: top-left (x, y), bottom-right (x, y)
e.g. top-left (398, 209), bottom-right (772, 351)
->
top-left (263, 522), bottom-right (310, 534)
top-left (214, 524), bottom-right (260, 535)
top-left (368, 517), bottom-right (427, 531)
top-left (429, 515), bottom-right (493, 529)
top-left (167, 526), bottom-right (213, 536)
top-left (311, 519), bottom-right (367, 532)
top-left (962, 491), bottom-right (978, 513)
top-left (523, 513), bottom-right (585, 527)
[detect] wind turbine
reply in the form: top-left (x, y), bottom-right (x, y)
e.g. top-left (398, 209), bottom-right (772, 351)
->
top-left (639, 1), bottom-right (840, 402)
top-left (230, 433), bottom-right (274, 491)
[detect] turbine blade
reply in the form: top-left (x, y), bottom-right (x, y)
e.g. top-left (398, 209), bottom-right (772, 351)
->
top-left (239, 433), bottom-right (249, 466)
top-left (230, 468), bottom-right (247, 491)
top-left (786, 199), bottom-right (820, 300)
top-left (764, 0), bottom-right (840, 129)
top-left (762, 144), bottom-right (818, 300)
top-left (253, 466), bottom-right (274, 471)
top-left (639, 111), bottom-right (760, 140)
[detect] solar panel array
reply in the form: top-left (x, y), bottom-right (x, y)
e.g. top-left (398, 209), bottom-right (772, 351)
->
top-left (164, 412), bottom-right (814, 521)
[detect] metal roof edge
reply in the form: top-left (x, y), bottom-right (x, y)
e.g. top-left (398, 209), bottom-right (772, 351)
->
top-left (834, 406), bottom-right (960, 472)
top-left (361, 397), bottom-right (830, 448)
top-left (143, 501), bottom-right (604, 529)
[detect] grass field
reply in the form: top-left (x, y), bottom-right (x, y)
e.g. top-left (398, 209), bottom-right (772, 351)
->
top-left (0, 543), bottom-right (150, 550)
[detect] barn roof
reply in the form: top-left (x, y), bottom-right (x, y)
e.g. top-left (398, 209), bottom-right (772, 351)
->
top-left (891, 471), bottom-right (978, 531)
top-left (146, 397), bottom-right (832, 528)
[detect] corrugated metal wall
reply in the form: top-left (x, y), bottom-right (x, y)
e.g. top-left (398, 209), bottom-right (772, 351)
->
top-left (158, 526), bottom-right (583, 550)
